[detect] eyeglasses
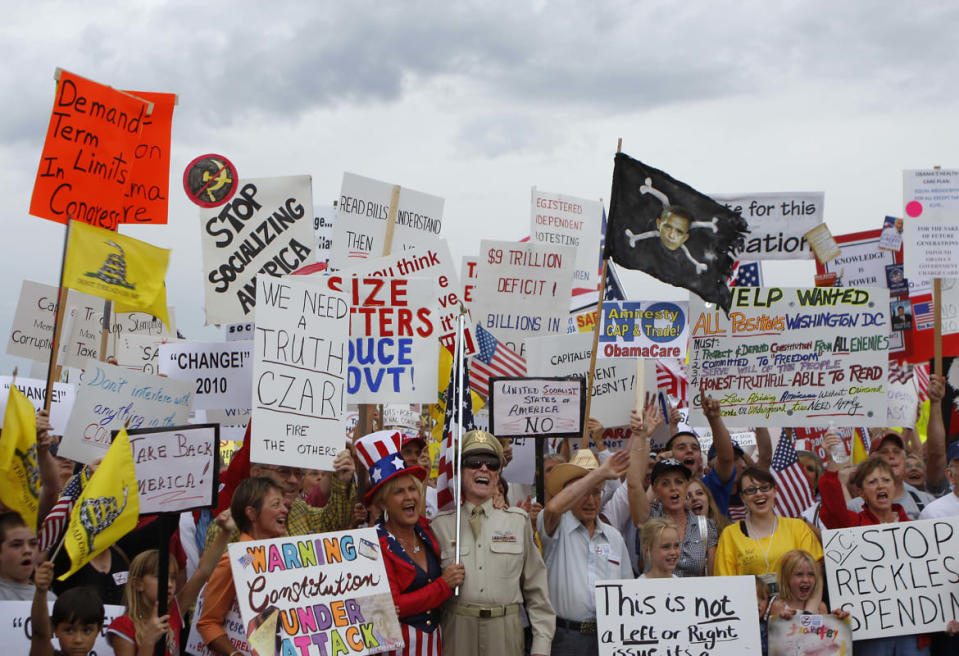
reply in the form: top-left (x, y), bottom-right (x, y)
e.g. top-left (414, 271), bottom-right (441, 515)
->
top-left (463, 456), bottom-right (501, 471)
top-left (259, 465), bottom-right (303, 479)
top-left (740, 483), bottom-right (774, 497)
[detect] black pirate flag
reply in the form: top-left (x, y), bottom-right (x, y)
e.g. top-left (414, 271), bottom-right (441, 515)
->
top-left (605, 153), bottom-right (749, 312)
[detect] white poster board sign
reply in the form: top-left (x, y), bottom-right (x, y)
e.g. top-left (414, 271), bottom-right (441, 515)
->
top-left (903, 168), bottom-right (959, 279)
top-left (711, 191), bottom-right (823, 259)
top-left (530, 188), bottom-right (603, 291)
top-left (115, 334), bottom-right (176, 374)
top-left (0, 601), bottom-right (124, 655)
top-left (823, 517), bottom-right (959, 639)
top-left (252, 276), bottom-right (349, 470)
top-left (595, 575), bottom-right (762, 656)
top-left (489, 377), bottom-right (584, 438)
top-left (186, 590), bottom-right (247, 656)
top-left (200, 175), bottom-right (316, 325)
top-left (688, 287), bottom-right (889, 427)
top-left (599, 300), bottom-right (689, 359)
top-left (0, 376), bottom-right (75, 435)
top-left (227, 528), bottom-right (403, 655)
top-left (474, 240), bottom-right (576, 356)
top-left (127, 424), bottom-right (219, 514)
top-left (461, 256), bottom-right (478, 311)
top-left (60, 360), bottom-right (195, 463)
top-left (6, 280), bottom-right (59, 362)
top-left (314, 204), bottom-right (335, 264)
top-left (501, 436), bottom-right (536, 486)
top-left (330, 172), bottom-right (444, 269)
top-left (343, 238), bottom-right (474, 355)
top-left (525, 332), bottom-right (648, 428)
top-left (159, 341), bottom-right (253, 410)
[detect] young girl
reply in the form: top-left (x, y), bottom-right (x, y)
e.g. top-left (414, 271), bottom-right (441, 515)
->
top-left (687, 478), bottom-right (729, 533)
top-left (755, 577), bottom-right (770, 656)
top-left (769, 549), bottom-right (848, 619)
top-left (30, 561), bottom-right (104, 656)
top-left (638, 518), bottom-right (680, 579)
top-left (108, 509), bottom-right (234, 656)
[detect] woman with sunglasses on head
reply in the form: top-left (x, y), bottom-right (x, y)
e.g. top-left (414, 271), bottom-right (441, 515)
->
top-left (714, 467), bottom-right (823, 595)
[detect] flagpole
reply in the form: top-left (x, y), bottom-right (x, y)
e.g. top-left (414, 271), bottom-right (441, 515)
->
top-left (44, 219), bottom-right (73, 411)
top-left (453, 311), bottom-right (465, 596)
top-left (98, 300), bottom-right (112, 363)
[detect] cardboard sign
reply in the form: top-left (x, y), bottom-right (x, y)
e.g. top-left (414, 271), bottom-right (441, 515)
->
top-left (489, 377), bottom-right (585, 438)
top-left (524, 333), bottom-right (651, 428)
top-left (711, 191), bottom-right (822, 259)
top-left (688, 287), bottom-right (889, 427)
top-left (805, 223), bottom-right (841, 264)
top-left (823, 517), bottom-right (959, 640)
top-left (599, 300), bottom-right (689, 359)
top-left (7, 280), bottom-right (60, 362)
top-left (60, 360), bottom-right (194, 463)
top-left (126, 424), bottom-right (219, 514)
top-left (0, 376), bottom-right (75, 435)
top-left (227, 529), bottom-right (403, 655)
top-left (887, 375), bottom-right (919, 429)
top-left (252, 276), bottom-right (349, 470)
top-left (903, 168), bottom-right (959, 278)
top-left (474, 240), bottom-right (576, 356)
top-left (595, 575), bottom-right (762, 656)
top-left (314, 204), bottom-right (335, 264)
top-left (322, 274), bottom-right (439, 404)
top-left (530, 188), bottom-right (604, 291)
top-left (767, 614), bottom-right (852, 656)
top-left (0, 601), bottom-right (124, 655)
top-left (29, 70), bottom-right (152, 229)
top-left (330, 172), bottom-right (444, 269)
top-left (159, 341), bottom-right (253, 410)
top-left (343, 238), bottom-right (474, 355)
top-left (200, 175), bottom-right (316, 325)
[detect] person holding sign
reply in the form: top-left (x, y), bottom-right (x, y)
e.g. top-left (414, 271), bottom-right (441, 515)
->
top-left (432, 430), bottom-right (555, 656)
top-left (538, 448), bottom-right (633, 655)
top-left (366, 440), bottom-right (464, 656)
top-left (197, 477), bottom-right (288, 655)
top-left (767, 549), bottom-right (849, 619)
top-left (714, 467), bottom-right (823, 592)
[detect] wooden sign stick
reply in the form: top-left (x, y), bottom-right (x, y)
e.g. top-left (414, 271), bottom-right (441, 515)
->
top-left (44, 221), bottom-right (72, 411)
top-left (934, 278), bottom-right (943, 376)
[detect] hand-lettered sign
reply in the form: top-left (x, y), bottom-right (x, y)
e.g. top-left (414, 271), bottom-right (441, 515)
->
top-left (125, 424), bottom-right (219, 514)
top-left (488, 377), bottom-right (585, 438)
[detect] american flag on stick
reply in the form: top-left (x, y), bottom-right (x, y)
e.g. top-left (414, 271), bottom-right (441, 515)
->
top-left (38, 472), bottom-right (84, 552)
top-left (468, 325), bottom-right (526, 398)
top-left (772, 429), bottom-right (816, 518)
top-left (437, 354), bottom-right (476, 511)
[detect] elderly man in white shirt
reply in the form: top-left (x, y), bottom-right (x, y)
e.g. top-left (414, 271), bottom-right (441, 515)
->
top-left (537, 448), bottom-right (633, 656)
top-left (920, 441), bottom-right (959, 519)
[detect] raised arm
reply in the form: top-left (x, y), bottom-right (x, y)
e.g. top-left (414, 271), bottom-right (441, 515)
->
top-left (702, 392), bottom-right (734, 483)
top-left (924, 374), bottom-right (947, 492)
top-left (626, 405), bottom-right (662, 526)
top-left (754, 427), bottom-right (773, 470)
top-left (542, 450), bottom-right (630, 537)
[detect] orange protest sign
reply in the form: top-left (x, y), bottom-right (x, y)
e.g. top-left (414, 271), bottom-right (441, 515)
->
top-left (29, 70), bottom-right (151, 230)
top-left (118, 90), bottom-right (176, 225)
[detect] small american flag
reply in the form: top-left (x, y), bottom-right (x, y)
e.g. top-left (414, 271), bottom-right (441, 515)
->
top-left (437, 355), bottom-right (477, 511)
top-left (38, 472), bottom-right (84, 552)
top-left (468, 325), bottom-right (526, 398)
top-left (914, 300), bottom-right (935, 331)
top-left (915, 363), bottom-right (930, 403)
top-left (888, 360), bottom-right (912, 385)
top-left (772, 429), bottom-right (815, 518)
top-left (656, 359), bottom-right (688, 407)
top-left (730, 261), bottom-right (762, 288)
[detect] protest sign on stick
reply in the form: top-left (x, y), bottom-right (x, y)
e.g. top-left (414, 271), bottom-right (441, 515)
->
top-left (125, 424), bottom-right (219, 514)
top-left (595, 575), bottom-right (762, 656)
top-left (822, 517), bottom-right (959, 640)
top-left (711, 191), bottom-right (823, 259)
top-left (688, 287), bottom-right (889, 426)
top-left (61, 359), bottom-right (194, 463)
top-left (159, 341), bottom-right (253, 410)
top-left (227, 528), bottom-right (404, 655)
top-left (473, 240), bottom-right (575, 357)
top-left (530, 187), bottom-right (604, 292)
top-left (488, 377), bottom-right (584, 438)
top-left (252, 275), bottom-right (349, 470)
top-left (903, 168), bottom-right (959, 280)
top-left (200, 175), bottom-right (316, 325)
top-left (599, 300), bottom-right (689, 360)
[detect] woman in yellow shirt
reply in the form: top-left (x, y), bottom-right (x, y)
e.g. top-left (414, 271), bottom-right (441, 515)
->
top-left (714, 467), bottom-right (822, 594)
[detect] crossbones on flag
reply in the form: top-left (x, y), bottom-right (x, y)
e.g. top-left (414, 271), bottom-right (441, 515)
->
top-left (605, 153), bottom-right (749, 312)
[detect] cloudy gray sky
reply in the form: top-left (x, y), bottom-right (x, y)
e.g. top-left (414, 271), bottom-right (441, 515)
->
top-left (1, 0), bottom-right (958, 371)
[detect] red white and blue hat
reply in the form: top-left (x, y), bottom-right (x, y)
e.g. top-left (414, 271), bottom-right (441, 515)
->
top-left (355, 430), bottom-right (426, 505)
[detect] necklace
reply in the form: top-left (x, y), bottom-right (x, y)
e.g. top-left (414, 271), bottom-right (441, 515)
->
top-left (390, 528), bottom-right (421, 554)
top-left (746, 515), bottom-right (778, 574)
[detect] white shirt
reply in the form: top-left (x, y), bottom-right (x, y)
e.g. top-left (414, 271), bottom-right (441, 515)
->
top-left (919, 491), bottom-right (959, 520)
top-left (600, 483), bottom-right (640, 573)
top-left (537, 509), bottom-right (633, 621)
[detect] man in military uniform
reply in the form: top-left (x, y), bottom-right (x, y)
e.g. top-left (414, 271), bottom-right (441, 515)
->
top-left (432, 430), bottom-right (555, 656)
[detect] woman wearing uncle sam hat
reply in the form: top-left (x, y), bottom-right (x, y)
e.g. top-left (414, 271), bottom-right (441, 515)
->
top-left (356, 430), bottom-right (465, 656)
top-left (432, 430), bottom-right (555, 656)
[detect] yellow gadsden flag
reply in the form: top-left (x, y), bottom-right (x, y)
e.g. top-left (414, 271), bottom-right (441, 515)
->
top-left (63, 221), bottom-right (171, 329)
top-left (0, 385), bottom-right (40, 528)
top-left (59, 429), bottom-right (140, 580)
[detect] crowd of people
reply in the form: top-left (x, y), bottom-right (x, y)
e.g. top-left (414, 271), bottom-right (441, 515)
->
top-left (3, 374), bottom-right (959, 656)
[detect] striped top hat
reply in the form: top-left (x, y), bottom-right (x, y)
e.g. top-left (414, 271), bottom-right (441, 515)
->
top-left (355, 430), bottom-right (426, 505)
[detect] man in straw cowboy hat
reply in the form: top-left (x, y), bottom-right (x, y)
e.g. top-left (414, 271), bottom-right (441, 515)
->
top-left (432, 430), bottom-right (555, 656)
top-left (538, 447), bottom-right (633, 655)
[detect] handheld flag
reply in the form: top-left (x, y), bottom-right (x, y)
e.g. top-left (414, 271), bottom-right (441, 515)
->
top-left (63, 221), bottom-right (171, 328)
top-left (58, 429), bottom-right (139, 580)
top-left (605, 153), bottom-right (748, 312)
top-left (0, 386), bottom-right (40, 528)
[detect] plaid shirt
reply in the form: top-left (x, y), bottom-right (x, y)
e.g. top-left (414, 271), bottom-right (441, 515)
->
top-left (204, 477), bottom-right (355, 549)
